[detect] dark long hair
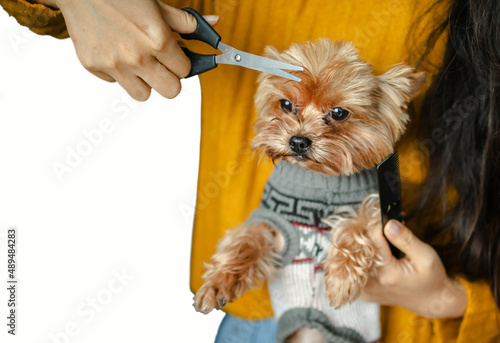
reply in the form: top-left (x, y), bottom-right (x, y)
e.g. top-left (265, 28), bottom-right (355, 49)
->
top-left (412, 0), bottom-right (500, 306)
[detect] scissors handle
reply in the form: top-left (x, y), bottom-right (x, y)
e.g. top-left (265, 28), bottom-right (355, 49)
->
top-left (180, 47), bottom-right (217, 77)
top-left (180, 8), bottom-right (221, 77)
top-left (181, 8), bottom-right (221, 48)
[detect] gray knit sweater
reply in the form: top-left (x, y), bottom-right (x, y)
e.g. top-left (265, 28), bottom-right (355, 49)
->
top-left (246, 160), bottom-right (380, 343)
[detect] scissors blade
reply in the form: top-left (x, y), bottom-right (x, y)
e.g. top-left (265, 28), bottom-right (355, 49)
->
top-left (216, 42), bottom-right (303, 81)
top-left (247, 66), bottom-right (302, 82)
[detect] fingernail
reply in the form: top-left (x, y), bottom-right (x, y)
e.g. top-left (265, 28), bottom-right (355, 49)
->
top-left (387, 220), bottom-right (401, 236)
top-left (203, 15), bottom-right (219, 24)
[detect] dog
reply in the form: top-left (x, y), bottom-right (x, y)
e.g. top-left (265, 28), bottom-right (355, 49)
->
top-left (194, 39), bottom-right (426, 343)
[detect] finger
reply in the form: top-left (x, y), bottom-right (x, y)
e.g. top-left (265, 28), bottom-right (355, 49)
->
top-left (202, 15), bottom-right (220, 27)
top-left (154, 38), bottom-right (191, 78)
top-left (359, 279), bottom-right (378, 303)
top-left (87, 69), bottom-right (116, 83)
top-left (113, 73), bottom-right (152, 102)
top-left (384, 220), bottom-right (434, 261)
top-left (141, 59), bottom-right (182, 99)
top-left (358, 290), bottom-right (372, 302)
top-left (155, 13), bottom-right (218, 78)
top-left (370, 220), bottom-right (394, 264)
top-left (360, 283), bottom-right (394, 306)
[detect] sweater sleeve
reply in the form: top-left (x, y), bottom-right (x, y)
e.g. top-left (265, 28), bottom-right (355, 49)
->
top-left (433, 277), bottom-right (500, 343)
top-left (0, 0), bottom-right (205, 39)
top-left (0, 0), bottom-right (67, 38)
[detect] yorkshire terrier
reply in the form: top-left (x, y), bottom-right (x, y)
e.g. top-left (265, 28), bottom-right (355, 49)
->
top-left (194, 39), bottom-right (426, 343)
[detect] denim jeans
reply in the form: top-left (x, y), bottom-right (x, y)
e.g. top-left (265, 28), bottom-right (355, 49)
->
top-left (214, 313), bottom-right (277, 343)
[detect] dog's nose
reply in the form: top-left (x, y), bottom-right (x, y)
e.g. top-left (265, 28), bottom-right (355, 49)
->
top-left (289, 136), bottom-right (312, 154)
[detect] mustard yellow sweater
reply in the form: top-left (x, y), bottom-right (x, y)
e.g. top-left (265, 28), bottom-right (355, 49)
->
top-left (3, 0), bottom-right (499, 341)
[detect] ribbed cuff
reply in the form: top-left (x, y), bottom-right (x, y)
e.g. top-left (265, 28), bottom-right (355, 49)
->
top-left (276, 308), bottom-right (366, 343)
top-left (454, 276), bottom-right (500, 342)
top-left (0, 0), bottom-right (68, 38)
top-left (246, 207), bottom-right (300, 266)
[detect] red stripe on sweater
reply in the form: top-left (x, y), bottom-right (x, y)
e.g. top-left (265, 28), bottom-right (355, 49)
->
top-left (290, 221), bottom-right (332, 233)
top-left (292, 257), bottom-right (314, 263)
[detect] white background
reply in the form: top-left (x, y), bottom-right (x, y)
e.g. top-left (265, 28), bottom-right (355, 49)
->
top-left (0, 11), bottom-right (224, 343)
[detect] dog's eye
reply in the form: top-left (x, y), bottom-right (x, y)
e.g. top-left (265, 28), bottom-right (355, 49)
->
top-left (329, 107), bottom-right (350, 121)
top-left (280, 99), bottom-right (294, 114)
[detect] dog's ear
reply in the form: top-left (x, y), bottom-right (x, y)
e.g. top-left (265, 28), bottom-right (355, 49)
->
top-left (374, 64), bottom-right (428, 143)
top-left (376, 64), bottom-right (428, 106)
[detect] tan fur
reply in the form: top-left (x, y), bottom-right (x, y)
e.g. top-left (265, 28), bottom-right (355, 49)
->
top-left (193, 223), bottom-right (281, 314)
top-left (322, 195), bottom-right (384, 307)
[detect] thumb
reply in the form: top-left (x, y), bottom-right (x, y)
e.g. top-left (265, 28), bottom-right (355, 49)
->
top-left (384, 220), bottom-right (433, 260)
top-left (158, 4), bottom-right (219, 34)
top-left (158, 3), bottom-right (198, 34)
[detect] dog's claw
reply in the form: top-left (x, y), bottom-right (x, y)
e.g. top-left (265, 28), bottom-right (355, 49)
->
top-left (193, 282), bottom-right (233, 314)
top-left (218, 297), bottom-right (227, 308)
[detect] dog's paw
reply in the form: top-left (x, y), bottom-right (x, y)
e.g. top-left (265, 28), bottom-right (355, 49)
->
top-left (193, 223), bottom-right (280, 314)
top-left (323, 251), bottom-right (365, 308)
top-left (193, 282), bottom-right (230, 314)
top-left (193, 262), bottom-right (242, 314)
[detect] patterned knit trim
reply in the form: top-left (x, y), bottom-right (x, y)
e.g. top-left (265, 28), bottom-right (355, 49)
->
top-left (0, 0), bottom-right (68, 38)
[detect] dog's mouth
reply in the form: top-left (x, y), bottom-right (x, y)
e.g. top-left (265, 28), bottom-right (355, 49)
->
top-left (258, 144), bottom-right (313, 164)
top-left (292, 154), bottom-right (309, 161)
top-left (276, 152), bottom-right (311, 165)
top-left (264, 151), bottom-right (310, 164)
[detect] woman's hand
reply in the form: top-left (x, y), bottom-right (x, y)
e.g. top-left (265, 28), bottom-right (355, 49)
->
top-left (37, 0), bottom-right (218, 101)
top-left (360, 220), bottom-right (468, 319)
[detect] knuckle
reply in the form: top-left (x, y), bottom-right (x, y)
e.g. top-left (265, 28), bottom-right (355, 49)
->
top-left (81, 60), bottom-right (92, 70)
top-left (149, 28), bottom-right (171, 52)
top-left (78, 46), bottom-right (111, 70)
top-left (100, 58), bottom-right (120, 72)
top-left (181, 12), bottom-right (197, 31)
top-left (90, 56), bottom-right (127, 73)
top-left (80, 55), bottom-right (97, 70)
top-left (128, 53), bottom-right (146, 68)
top-left (112, 49), bottom-right (146, 69)
top-left (420, 245), bottom-right (438, 267)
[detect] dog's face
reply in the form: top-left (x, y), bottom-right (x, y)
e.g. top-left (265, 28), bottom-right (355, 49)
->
top-left (252, 39), bottom-right (427, 175)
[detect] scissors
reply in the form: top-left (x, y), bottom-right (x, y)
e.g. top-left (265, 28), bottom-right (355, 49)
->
top-left (180, 8), bottom-right (303, 82)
